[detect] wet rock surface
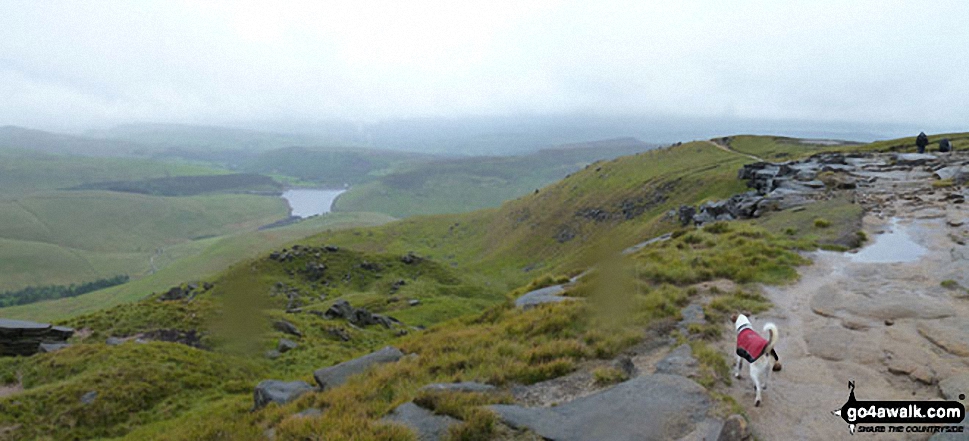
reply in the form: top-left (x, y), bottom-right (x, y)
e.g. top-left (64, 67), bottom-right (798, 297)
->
top-left (0, 319), bottom-right (74, 356)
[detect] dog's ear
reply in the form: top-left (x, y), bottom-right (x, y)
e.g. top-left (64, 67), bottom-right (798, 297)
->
top-left (730, 313), bottom-right (738, 323)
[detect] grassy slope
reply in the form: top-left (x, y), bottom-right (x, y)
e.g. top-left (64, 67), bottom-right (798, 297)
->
top-left (323, 141), bottom-right (753, 291)
top-left (332, 139), bottom-right (657, 218)
top-left (1, 212), bottom-right (396, 321)
top-left (722, 135), bottom-right (857, 161)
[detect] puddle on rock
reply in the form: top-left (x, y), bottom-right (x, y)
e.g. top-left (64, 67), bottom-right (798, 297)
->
top-left (849, 218), bottom-right (928, 263)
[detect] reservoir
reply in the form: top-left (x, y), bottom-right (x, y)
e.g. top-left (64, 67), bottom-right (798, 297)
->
top-left (280, 189), bottom-right (346, 218)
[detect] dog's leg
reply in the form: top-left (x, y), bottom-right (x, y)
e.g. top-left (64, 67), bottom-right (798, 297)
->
top-left (734, 355), bottom-right (743, 379)
top-left (751, 362), bottom-right (764, 407)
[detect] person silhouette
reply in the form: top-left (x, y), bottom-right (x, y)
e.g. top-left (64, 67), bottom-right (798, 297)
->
top-left (916, 132), bottom-right (929, 154)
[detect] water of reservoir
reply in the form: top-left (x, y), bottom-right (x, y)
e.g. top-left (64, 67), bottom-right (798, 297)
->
top-left (280, 189), bottom-right (346, 218)
top-left (849, 218), bottom-right (928, 263)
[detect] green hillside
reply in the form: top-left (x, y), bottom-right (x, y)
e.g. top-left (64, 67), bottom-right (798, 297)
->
top-left (332, 139), bottom-right (657, 218)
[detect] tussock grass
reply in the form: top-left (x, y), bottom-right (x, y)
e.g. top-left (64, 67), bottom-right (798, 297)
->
top-left (592, 366), bottom-right (630, 386)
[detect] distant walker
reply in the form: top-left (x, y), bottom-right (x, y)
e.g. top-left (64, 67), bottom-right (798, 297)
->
top-left (916, 131), bottom-right (929, 154)
top-left (939, 137), bottom-right (952, 153)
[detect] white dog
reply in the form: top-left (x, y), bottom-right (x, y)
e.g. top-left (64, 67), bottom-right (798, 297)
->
top-left (732, 314), bottom-right (779, 407)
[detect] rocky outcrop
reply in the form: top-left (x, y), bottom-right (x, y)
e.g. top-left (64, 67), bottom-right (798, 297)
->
top-left (491, 374), bottom-right (711, 441)
top-left (679, 151), bottom-right (969, 226)
top-left (0, 319), bottom-right (74, 356)
top-left (313, 346), bottom-right (404, 390)
top-left (157, 282), bottom-right (212, 302)
top-left (383, 401), bottom-right (459, 441)
top-left (252, 380), bottom-right (314, 410)
top-left (322, 299), bottom-right (401, 328)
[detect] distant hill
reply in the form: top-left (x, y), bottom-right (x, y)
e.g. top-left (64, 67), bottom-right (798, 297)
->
top-left (333, 137), bottom-right (662, 217)
top-left (0, 125), bottom-right (151, 156)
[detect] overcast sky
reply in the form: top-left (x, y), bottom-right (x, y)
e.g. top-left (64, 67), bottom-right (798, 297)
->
top-left (1, 0), bottom-right (967, 132)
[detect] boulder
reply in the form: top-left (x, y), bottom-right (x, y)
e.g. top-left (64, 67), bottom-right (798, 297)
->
top-left (313, 346), bottom-right (404, 390)
top-left (252, 380), bottom-right (314, 410)
top-left (383, 401), bottom-right (458, 441)
top-left (933, 165), bottom-right (969, 182)
top-left (278, 339), bottom-right (298, 353)
top-left (273, 320), bottom-right (302, 337)
top-left (717, 414), bottom-right (751, 441)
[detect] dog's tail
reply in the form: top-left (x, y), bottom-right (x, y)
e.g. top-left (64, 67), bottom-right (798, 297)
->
top-left (763, 322), bottom-right (779, 354)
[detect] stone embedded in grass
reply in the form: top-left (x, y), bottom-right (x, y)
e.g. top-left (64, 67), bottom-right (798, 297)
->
top-left (313, 346), bottom-right (404, 390)
top-left (80, 391), bottom-right (97, 405)
top-left (277, 339), bottom-right (298, 353)
top-left (252, 380), bottom-right (314, 410)
top-left (515, 284), bottom-right (576, 309)
top-left (39, 342), bottom-right (70, 353)
top-left (420, 381), bottom-right (496, 394)
top-left (272, 320), bottom-right (301, 337)
top-left (382, 401), bottom-right (459, 441)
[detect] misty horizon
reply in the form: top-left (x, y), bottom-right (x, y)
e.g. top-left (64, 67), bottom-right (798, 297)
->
top-left (2, 1), bottom-right (967, 140)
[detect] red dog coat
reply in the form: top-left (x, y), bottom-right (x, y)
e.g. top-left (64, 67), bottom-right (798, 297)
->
top-left (736, 327), bottom-right (768, 363)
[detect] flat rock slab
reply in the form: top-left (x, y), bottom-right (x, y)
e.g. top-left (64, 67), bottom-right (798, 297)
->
top-left (939, 374), bottom-right (969, 401)
top-left (491, 374), bottom-right (711, 441)
top-left (515, 285), bottom-right (568, 309)
top-left (383, 401), bottom-right (459, 441)
top-left (253, 380), bottom-right (314, 410)
top-left (0, 319), bottom-right (50, 331)
top-left (314, 346), bottom-right (403, 390)
top-left (895, 153), bottom-right (938, 165)
top-left (918, 319), bottom-right (969, 357)
top-left (420, 382), bottom-right (496, 393)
